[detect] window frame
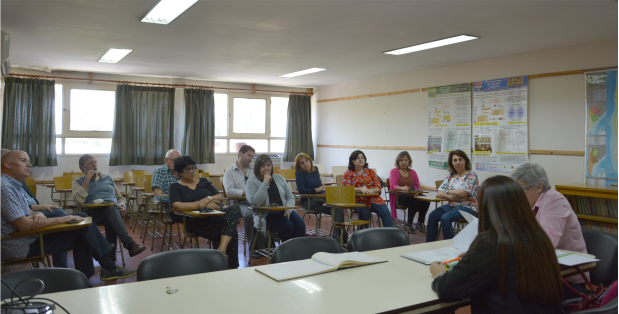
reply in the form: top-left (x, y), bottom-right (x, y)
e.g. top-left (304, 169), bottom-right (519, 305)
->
top-left (55, 82), bottom-right (116, 156)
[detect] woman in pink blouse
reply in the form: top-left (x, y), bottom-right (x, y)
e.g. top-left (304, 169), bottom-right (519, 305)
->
top-left (426, 150), bottom-right (479, 242)
top-left (343, 150), bottom-right (393, 228)
top-left (389, 151), bottom-right (430, 234)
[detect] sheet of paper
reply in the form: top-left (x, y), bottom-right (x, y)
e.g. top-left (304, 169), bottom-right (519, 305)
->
top-left (459, 210), bottom-right (477, 223)
top-left (451, 219), bottom-right (478, 252)
top-left (312, 252), bottom-right (386, 268)
top-left (255, 259), bottom-right (334, 281)
top-left (401, 247), bottom-right (461, 265)
top-left (555, 250), bottom-right (599, 266)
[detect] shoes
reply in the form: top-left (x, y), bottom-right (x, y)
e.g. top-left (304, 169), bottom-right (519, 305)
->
top-left (100, 267), bottom-right (137, 281)
top-left (251, 251), bottom-right (262, 259)
top-left (107, 243), bottom-right (117, 262)
top-left (417, 222), bottom-right (426, 233)
top-left (406, 224), bottom-right (416, 234)
top-left (128, 243), bottom-right (146, 257)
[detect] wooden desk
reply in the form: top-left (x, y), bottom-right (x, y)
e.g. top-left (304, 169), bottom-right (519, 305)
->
top-left (172, 210), bottom-right (225, 248)
top-left (389, 190), bottom-right (425, 195)
top-left (9, 217), bottom-right (92, 237)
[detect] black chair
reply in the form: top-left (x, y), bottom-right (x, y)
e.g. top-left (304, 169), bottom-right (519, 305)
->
top-left (582, 229), bottom-right (618, 287)
top-left (1, 268), bottom-right (90, 299)
top-left (347, 227), bottom-right (409, 252)
top-left (137, 249), bottom-right (228, 281)
top-left (272, 237), bottom-right (343, 264)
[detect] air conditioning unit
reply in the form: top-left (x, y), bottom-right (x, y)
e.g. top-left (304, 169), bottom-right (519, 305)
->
top-left (0, 31), bottom-right (11, 76)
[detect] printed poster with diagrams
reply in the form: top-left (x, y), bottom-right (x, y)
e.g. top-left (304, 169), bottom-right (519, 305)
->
top-left (472, 76), bottom-right (529, 172)
top-left (585, 70), bottom-right (618, 186)
top-left (427, 83), bottom-right (472, 169)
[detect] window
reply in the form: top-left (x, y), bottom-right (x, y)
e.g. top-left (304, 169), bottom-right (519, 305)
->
top-left (55, 84), bottom-right (116, 155)
top-left (214, 93), bottom-right (288, 154)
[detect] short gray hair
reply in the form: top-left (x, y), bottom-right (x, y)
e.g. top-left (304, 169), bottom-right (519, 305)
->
top-left (1, 148), bottom-right (11, 157)
top-left (78, 154), bottom-right (95, 168)
top-left (510, 163), bottom-right (551, 192)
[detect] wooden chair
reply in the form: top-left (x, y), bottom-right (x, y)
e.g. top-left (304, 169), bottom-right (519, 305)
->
top-left (53, 176), bottom-right (74, 209)
top-left (278, 169), bottom-right (297, 193)
top-left (197, 172), bottom-right (210, 178)
top-left (207, 176), bottom-right (224, 193)
top-left (388, 178), bottom-right (411, 236)
top-left (331, 166), bottom-right (348, 179)
top-left (273, 166), bottom-right (280, 176)
top-left (323, 186), bottom-right (369, 249)
top-left (141, 176), bottom-right (167, 251)
top-left (132, 174), bottom-right (152, 233)
top-left (336, 175), bottom-right (343, 187)
top-left (24, 175), bottom-right (36, 198)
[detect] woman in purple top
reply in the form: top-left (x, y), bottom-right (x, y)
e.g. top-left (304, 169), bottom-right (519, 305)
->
top-left (426, 150), bottom-right (479, 242)
top-left (389, 151), bottom-right (430, 234)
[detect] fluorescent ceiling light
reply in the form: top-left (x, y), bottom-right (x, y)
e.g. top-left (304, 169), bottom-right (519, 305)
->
top-left (141, 0), bottom-right (199, 25)
top-left (384, 35), bottom-right (479, 55)
top-left (278, 68), bottom-right (327, 78)
top-left (98, 48), bottom-right (133, 63)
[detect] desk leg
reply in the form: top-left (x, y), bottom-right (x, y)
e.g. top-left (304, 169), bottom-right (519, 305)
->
top-left (39, 234), bottom-right (48, 267)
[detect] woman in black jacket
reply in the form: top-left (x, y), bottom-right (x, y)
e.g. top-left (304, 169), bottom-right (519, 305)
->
top-left (429, 175), bottom-right (563, 314)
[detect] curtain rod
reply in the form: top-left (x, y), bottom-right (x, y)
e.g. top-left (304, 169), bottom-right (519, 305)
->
top-left (6, 73), bottom-right (314, 96)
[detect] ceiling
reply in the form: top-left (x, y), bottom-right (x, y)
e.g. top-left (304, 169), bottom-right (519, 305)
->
top-left (2, 0), bottom-right (617, 88)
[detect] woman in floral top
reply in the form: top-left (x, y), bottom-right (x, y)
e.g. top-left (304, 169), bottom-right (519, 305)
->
top-left (343, 150), bottom-right (394, 229)
top-left (426, 150), bottom-right (479, 242)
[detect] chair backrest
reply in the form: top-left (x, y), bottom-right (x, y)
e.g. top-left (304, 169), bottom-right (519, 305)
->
top-left (331, 166), bottom-right (348, 178)
top-left (198, 172), bottom-right (210, 178)
top-left (278, 169), bottom-right (295, 180)
top-left (336, 175), bottom-right (343, 187)
top-left (65, 173), bottom-right (81, 181)
top-left (53, 176), bottom-right (73, 190)
top-left (24, 175), bottom-right (36, 196)
top-left (313, 163), bottom-right (326, 174)
top-left (62, 171), bottom-right (80, 177)
top-left (1, 268), bottom-right (90, 299)
top-left (272, 237), bottom-right (343, 263)
top-left (137, 249), bottom-right (228, 281)
top-left (134, 174), bottom-right (147, 189)
top-left (144, 176), bottom-right (153, 193)
top-left (347, 228), bottom-right (409, 252)
top-left (133, 170), bottom-right (147, 175)
top-left (208, 176), bottom-right (224, 192)
top-left (123, 171), bottom-right (135, 184)
top-left (194, 169), bottom-right (204, 178)
top-left (273, 166), bottom-right (281, 175)
top-left (435, 180), bottom-right (443, 190)
top-left (325, 186), bottom-right (356, 204)
top-left (582, 229), bottom-right (618, 286)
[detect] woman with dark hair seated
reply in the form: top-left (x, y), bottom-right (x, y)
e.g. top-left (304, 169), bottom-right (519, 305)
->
top-left (342, 150), bottom-right (393, 228)
top-left (246, 154), bottom-right (306, 243)
top-left (429, 175), bottom-right (563, 313)
top-left (168, 155), bottom-right (241, 268)
top-left (389, 151), bottom-right (430, 234)
top-left (426, 150), bottom-right (479, 242)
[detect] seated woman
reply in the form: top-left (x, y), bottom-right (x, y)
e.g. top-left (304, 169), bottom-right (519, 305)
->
top-left (294, 153), bottom-right (344, 241)
top-left (429, 175), bottom-right (563, 313)
top-left (343, 150), bottom-right (393, 228)
top-left (246, 154), bottom-right (306, 243)
top-left (168, 155), bottom-right (241, 268)
top-left (426, 150), bottom-right (479, 242)
top-left (510, 162), bottom-right (588, 298)
top-left (389, 151), bottom-right (430, 234)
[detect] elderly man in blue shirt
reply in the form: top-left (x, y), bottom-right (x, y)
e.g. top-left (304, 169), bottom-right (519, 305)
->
top-left (152, 149), bottom-right (181, 213)
top-left (1, 150), bottom-right (136, 280)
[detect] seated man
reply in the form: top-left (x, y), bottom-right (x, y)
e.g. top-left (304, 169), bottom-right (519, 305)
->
top-left (152, 149), bottom-right (181, 213)
top-left (72, 154), bottom-right (146, 259)
top-left (223, 145), bottom-right (266, 258)
top-left (1, 150), bottom-right (136, 280)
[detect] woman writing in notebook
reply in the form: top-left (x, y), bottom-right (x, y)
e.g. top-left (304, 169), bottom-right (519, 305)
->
top-left (342, 150), bottom-right (393, 228)
top-left (389, 151), bottom-right (431, 234)
top-left (426, 150), bottom-right (479, 242)
top-left (429, 175), bottom-right (563, 313)
top-left (246, 154), bottom-right (306, 242)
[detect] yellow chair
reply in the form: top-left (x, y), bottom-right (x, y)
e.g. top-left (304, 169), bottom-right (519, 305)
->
top-left (141, 176), bottom-right (167, 251)
top-left (131, 174), bottom-right (151, 232)
top-left (53, 176), bottom-right (74, 208)
top-left (207, 176), bottom-right (224, 193)
top-left (24, 175), bottom-right (36, 198)
top-left (336, 175), bottom-right (343, 187)
top-left (273, 167), bottom-right (281, 175)
top-left (197, 172), bottom-right (210, 178)
top-left (278, 169), bottom-right (297, 193)
top-left (324, 186), bottom-right (369, 248)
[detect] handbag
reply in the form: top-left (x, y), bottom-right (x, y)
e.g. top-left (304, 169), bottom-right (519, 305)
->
top-left (562, 266), bottom-right (605, 312)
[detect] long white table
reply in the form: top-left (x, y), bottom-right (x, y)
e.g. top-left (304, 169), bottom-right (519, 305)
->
top-left (37, 240), bottom-right (467, 314)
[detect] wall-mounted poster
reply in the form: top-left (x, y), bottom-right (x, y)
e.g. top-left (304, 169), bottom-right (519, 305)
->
top-left (585, 70), bottom-right (618, 186)
top-left (472, 76), bottom-right (529, 172)
top-left (427, 83), bottom-right (472, 169)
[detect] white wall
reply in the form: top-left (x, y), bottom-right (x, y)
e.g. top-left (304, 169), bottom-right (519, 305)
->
top-left (314, 39), bottom-right (618, 191)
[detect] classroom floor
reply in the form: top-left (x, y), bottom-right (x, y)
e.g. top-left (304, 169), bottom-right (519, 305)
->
top-left (4, 210), bottom-right (471, 314)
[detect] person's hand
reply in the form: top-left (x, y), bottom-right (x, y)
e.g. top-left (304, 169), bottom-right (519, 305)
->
top-left (357, 186), bottom-right (371, 194)
top-left (85, 169), bottom-right (97, 181)
top-left (315, 185), bottom-right (325, 193)
top-left (118, 206), bottom-right (126, 216)
top-left (263, 173), bottom-right (272, 184)
top-left (429, 261), bottom-right (446, 278)
top-left (397, 186), bottom-right (409, 192)
top-left (206, 202), bottom-right (221, 211)
top-left (28, 214), bottom-right (47, 230)
top-left (284, 210), bottom-right (291, 219)
top-left (457, 251), bottom-right (466, 258)
top-left (63, 215), bottom-right (86, 223)
top-left (31, 205), bottom-right (54, 213)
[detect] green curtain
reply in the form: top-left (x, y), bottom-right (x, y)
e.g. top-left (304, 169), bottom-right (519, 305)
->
top-left (283, 94), bottom-right (314, 162)
top-left (182, 88), bottom-right (215, 164)
top-left (1, 77), bottom-right (57, 166)
top-left (109, 85), bottom-right (175, 166)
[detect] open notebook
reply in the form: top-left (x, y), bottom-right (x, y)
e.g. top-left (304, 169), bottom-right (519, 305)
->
top-left (255, 252), bottom-right (387, 282)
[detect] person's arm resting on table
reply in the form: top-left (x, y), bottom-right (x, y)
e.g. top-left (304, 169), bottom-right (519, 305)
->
top-left (169, 183), bottom-right (223, 212)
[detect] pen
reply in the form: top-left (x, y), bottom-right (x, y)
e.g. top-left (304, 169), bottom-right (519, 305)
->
top-left (443, 257), bottom-right (461, 264)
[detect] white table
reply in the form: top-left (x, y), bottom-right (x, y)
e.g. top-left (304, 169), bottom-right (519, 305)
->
top-left (37, 240), bottom-right (467, 313)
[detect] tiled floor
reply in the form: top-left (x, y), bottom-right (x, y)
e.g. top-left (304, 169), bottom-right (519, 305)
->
top-left (4, 210), bottom-right (470, 314)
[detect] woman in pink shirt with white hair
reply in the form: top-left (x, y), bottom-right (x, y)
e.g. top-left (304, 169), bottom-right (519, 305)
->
top-left (511, 162), bottom-right (588, 298)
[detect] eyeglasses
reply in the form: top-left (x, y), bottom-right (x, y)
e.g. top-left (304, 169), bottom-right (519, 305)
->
top-left (183, 166), bottom-right (197, 173)
top-left (521, 185), bottom-right (531, 192)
